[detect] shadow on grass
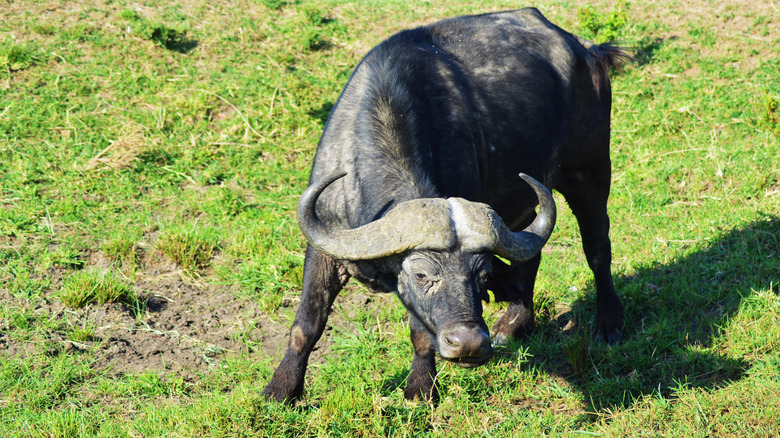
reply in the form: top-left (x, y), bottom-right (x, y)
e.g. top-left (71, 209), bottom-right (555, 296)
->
top-left (150, 27), bottom-right (198, 53)
top-left (308, 101), bottom-right (335, 127)
top-left (370, 217), bottom-right (777, 412)
top-left (632, 36), bottom-right (671, 66)
top-left (545, 215), bottom-right (779, 412)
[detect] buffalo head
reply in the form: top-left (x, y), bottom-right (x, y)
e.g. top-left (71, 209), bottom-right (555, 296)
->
top-left (297, 171), bottom-right (556, 366)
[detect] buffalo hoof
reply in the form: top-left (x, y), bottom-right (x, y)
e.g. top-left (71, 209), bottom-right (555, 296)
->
top-left (594, 328), bottom-right (622, 345)
top-left (261, 383), bottom-right (300, 405)
top-left (404, 375), bottom-right (438, 403)
top-left (491, 302), bottom-right (535, 344)
top-left (262, 365), bottom-right (305, 405)
top-left (491, 312), bottom-right (535, 347)
top-left (404, 385), bottom-right (438, 404)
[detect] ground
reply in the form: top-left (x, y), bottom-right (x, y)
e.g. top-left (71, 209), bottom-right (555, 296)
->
top-left (1, 2), bottom-right (778, 433)
top-left (1, 0), bottom-right (777, 381)
top-left (1, 241), bottom-right (397, 377)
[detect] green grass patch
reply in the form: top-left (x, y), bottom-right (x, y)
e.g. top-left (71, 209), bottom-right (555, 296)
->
top-left (101, 226), bottom-right (144, 275)
top-left (577, 0), bottom-right (629, 43)
top-left (59, 269), bottom-right (136, 309)
top-left (762, 94), bottom-right (780, 135)
top-left (155, 224), bottom-right (221, 272)
top-left (0, 41), bottom-right (40, 71)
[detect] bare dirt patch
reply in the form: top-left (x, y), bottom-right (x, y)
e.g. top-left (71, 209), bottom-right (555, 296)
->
top-left (2, 255), bottom-right (272, 376)
top-left (1, 242), bottom-right (401, 382)
top-left (87, 277), bottom-right (265, 376)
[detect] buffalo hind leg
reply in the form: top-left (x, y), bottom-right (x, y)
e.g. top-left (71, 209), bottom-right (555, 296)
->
top-left (490, 251), bottom-right (541, 346)
top-left (404, 314), bottom-right (438, 402)
top-left (560, 174), bottom-right (624, 344)
top-left (262, 244), bottom-right (349, 403)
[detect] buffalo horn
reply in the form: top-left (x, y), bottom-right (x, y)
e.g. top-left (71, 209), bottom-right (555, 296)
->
top-left (447, 173), bottom-right (557, 262)
top-left (297, 171), bottom-right (456, 260)
top-left (297, 171), bottom-right (556, 262)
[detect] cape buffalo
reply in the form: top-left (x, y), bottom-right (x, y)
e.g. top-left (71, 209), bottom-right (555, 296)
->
top-left (263, 7), bottom-right (626, 403)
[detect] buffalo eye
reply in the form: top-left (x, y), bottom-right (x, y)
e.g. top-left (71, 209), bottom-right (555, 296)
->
top-left (476, 270), bottom-right (489, 289)
top-left (414, 272), bottom-right (428, 282)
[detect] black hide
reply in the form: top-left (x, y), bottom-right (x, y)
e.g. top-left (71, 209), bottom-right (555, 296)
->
top-left (263, 7), bottom-right (626, 404)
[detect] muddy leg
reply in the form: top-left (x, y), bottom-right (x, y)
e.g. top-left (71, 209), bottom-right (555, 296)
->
top-left (404, 314), bottom-right (438, 402)
top-left (490, 253), bottom-right (541, 345)
top-left (262, 245), bottom-right (349, 403)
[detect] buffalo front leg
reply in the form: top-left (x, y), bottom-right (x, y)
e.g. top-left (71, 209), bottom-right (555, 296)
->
top-left (262, 244), bottom-right (349, 403)
top-left (561, 173), bottom-right (624, 344)
top-left (404, 314), bottom-right (438, 402)
top-left (489, 253), bottom-right (541, 346)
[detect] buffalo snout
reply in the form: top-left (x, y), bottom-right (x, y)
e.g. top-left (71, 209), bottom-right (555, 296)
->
top-left (438, 324), bottom-right (493, 367)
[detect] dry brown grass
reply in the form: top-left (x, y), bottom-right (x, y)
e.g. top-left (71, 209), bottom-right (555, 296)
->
top-left (83, 127), bottom-right (146, 171)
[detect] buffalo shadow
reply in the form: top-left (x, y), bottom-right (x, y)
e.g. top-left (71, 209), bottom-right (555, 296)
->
top-left (543, 215), bottom-right (778, 412)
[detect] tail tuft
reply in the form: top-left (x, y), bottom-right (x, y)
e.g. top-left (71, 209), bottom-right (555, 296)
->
top-left (577, 36), bottom-right (632, 73)
top-left (595, 43), bottom-right (632, 70)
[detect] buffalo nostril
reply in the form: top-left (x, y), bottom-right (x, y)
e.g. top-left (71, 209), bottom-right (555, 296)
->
top-left (445, 335), bottom-right (460, 347)
top-left (474, 331), bottom-right (491, 353)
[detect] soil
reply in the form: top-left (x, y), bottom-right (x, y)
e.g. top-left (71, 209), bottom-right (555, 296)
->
top-left (0, 244), bottom-right (397, 381)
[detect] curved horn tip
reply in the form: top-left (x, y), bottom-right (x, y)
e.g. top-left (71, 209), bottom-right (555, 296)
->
top-left (518, 173), bottom-right (554, 201)
top-left (300, 171), bottom-right (348, 204)
top-left (297, 170), bottom-right (348, 241)
top-left (518, 173), bottom-right (542, 188)
top-left (518, 171), bottom-right (557, 242)
top-left (322, 170), bottom-right (348, 185)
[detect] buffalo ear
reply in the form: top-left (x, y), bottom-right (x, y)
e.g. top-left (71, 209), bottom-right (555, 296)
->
top-left (349, 260), bottom-right (398, 293)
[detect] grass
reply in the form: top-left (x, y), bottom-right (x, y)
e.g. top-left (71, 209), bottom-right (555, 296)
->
top-left (59, 268), bottom-right (135, 309)
top-left (155, 223), bottom-right (222, 272)
top-left (1, 0), bottom-right (778, 436)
